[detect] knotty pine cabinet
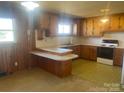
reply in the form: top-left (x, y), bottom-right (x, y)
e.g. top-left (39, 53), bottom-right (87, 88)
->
top-left (110, 15), bottom-right (120, 31)
top-left (80, 45), bottom-right (97, 61)
top-left (113, 48), bottom-right (124, 66)
top-left (81, 13), bottom-right (124, 37)
top-left (81, 17), bottom-right (102, 37)
top-left (120, 14), bottom-right (124, 30)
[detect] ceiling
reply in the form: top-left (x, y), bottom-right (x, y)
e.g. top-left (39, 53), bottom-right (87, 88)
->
top-left (38, 1), bottom-right (124, 18)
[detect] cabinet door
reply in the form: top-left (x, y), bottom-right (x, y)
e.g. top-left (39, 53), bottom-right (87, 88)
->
top-left (81, 19), bottom-right (87, 36)
top-left (80, 45), bottom-right (90, 59)
top-left (39, 13), bottom-right (50, 29)
top-left (71, 46), bottom-right (80, 57)
top-left (93, 17), bottom-right (102, 36)
top-left (89, 46), bottom-right (97, 61)
top-left (86, 18), bottom-right (93, 36)
top-left (113, 48), bottom-right (124, 66)
top-left (100, 16), bottom-right (110, 32)
top-left (50, 14), bottom-right (59, 36)
top-left (72, 19), bottom-right (81, 36)
top-left (120, 14), bottom-right (124, 30)
top-left (110, 15), bottom-right (120, 31)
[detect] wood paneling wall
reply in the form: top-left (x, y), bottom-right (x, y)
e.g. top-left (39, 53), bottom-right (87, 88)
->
top-left (0, 2), bottom-right (36, 73)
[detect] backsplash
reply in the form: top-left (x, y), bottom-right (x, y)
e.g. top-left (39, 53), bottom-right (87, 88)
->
top-left (36, 31), bottom-right (124, 48)
top-left (35, 31), bottom-right (80, 48)
top-left (80, 32), bottom-right (124, 47)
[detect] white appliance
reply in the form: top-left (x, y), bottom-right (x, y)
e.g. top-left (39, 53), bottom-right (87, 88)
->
top-left (97, 39), bottom-right (119, 65)
top-left (121, 54), bottom-right (124, 88)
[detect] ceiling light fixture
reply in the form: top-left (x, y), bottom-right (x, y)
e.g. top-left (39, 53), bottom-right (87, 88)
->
top-left (100, 17), bottom-right (109, 23)
top-left (21, 2), bottom-right (39, 11)
top-left (100, 8), bottom-right (110, 23)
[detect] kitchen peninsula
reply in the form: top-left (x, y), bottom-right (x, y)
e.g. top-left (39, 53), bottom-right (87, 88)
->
top-left (31, 48), bottom-right (78, 77)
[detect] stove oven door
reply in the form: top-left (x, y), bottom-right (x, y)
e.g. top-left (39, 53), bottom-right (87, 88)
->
top-left (97, 47), bottom-right (114, 65)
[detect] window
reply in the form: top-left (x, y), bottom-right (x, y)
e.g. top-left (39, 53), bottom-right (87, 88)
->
top-left (0, 18), bottom-right (14, 42)
top-left (58, 24), bottom-right (71, 35)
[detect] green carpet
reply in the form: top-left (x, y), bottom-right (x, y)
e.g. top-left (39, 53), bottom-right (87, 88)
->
top-left (0, 59), bottom-right (123, 91)
top-left (72, 59), bottom-right (121, 86)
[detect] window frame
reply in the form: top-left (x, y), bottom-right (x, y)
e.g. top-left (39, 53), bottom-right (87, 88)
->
top-left (58, 23), bottom-right (72, 36)
top-left (0, 18), bottom-right (15, 43)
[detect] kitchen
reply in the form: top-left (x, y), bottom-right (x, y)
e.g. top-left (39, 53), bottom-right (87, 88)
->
top-left (0, 1), bottom-right (124, 92)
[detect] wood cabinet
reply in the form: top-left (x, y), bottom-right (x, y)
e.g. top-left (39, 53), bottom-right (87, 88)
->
top-left (81, 17), bottom-right (102, 37)
top-left (113, 48), bottom-right (124, 66)
top-left (93, 17), bottom-right (102, 36)
top-left (49, 14), bottom-right (59, 36)
top-left (38, 13), bottom-right (50, 29)
top-left (80, 45), bottom-right (97, 61)
top-left (89, 46), bottom-right (97, 61)
top-left (70, 45), bottom-right (80, 57)
top-left (100, 16), bottom-right (111, 32)
top-left (72, 19), bottom-right (81, 36)
top-left (31, 55), bottom-right (72, 77)
top-left (81, 13), bottom-right (124, 37)
top-left (110, 15), bottom-right (120, 31)
top-left (120, 14), bottom-right (124, 30)
top-left (62, 45), bottom-right (80, 57)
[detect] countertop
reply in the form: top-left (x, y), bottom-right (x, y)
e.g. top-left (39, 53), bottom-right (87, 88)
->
top-left (40, 47), bottom-right (72, 54)
top-left (37, 43), bottom-right (124, 51)
top-left (30, 51), bottom-right (78, 61)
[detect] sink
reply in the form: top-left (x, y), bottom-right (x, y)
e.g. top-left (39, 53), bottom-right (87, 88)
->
top-left (62, 44), bottom-right (75, 46)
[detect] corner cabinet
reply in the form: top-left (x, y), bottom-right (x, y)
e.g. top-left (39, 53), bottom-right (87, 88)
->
top-left (72, 19), bottom-right (81, 36)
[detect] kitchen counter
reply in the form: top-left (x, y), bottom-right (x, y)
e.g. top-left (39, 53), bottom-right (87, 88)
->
top-left (41, 47), bottom-right (72, 54)
top-left (30, 50), bottom-right (78, 77)
top-left (31, 51), bottom-right (78, 61)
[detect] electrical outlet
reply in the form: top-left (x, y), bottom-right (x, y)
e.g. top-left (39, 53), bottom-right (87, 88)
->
top-left (14, 62), bottom-right (18, 67)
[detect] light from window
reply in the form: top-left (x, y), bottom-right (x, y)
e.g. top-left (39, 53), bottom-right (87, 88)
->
top-left (58, 24), bottom-right (71, 35)
top-left (0, 18), bottom-right (14, 42)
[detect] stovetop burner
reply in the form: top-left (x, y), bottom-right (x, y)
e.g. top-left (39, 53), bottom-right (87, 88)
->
top-left (100, 39), bottom-right (119, 48)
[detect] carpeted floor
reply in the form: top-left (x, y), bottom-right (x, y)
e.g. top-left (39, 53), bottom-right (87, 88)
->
top-left (72, 59), bottom-right (121, 86)
top-left (0, 59), bottom-right (123, 92)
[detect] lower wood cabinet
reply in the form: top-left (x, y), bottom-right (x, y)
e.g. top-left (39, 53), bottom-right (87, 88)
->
top-left (113, 48), bottom-right (124, 66)
top-left (80, 45), bottom-right (97, 61)
top-left (69, 45), bottom-right (80, 57)
top-left (31, 55), bottom-right (72, 77)
top-left (62, 45), bottom-right (80, 58)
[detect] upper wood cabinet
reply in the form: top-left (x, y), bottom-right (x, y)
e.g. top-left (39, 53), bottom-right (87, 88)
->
top-left (81, 13), bottom-right (124, 37)
top-left (81, 17), bottom-right (102, 37)
top-left (38, 13), bottom-right (50, 29)
top-left (100, 16), bottom-right (110, 32)
top-left (120, 14), bottom-right (124, 30)
top-left (93, 17), bottom-right (102, 36)
top-left (72, 19), bottom-right (81, 36)
top-left (81, 19), bottom-right (87, 36)
top-left (110, 15), bottom-right (120, 31)
top-left (49, 14), bottom-right (59, 36)
top-left (86, 18), bottom-right (94, 36)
